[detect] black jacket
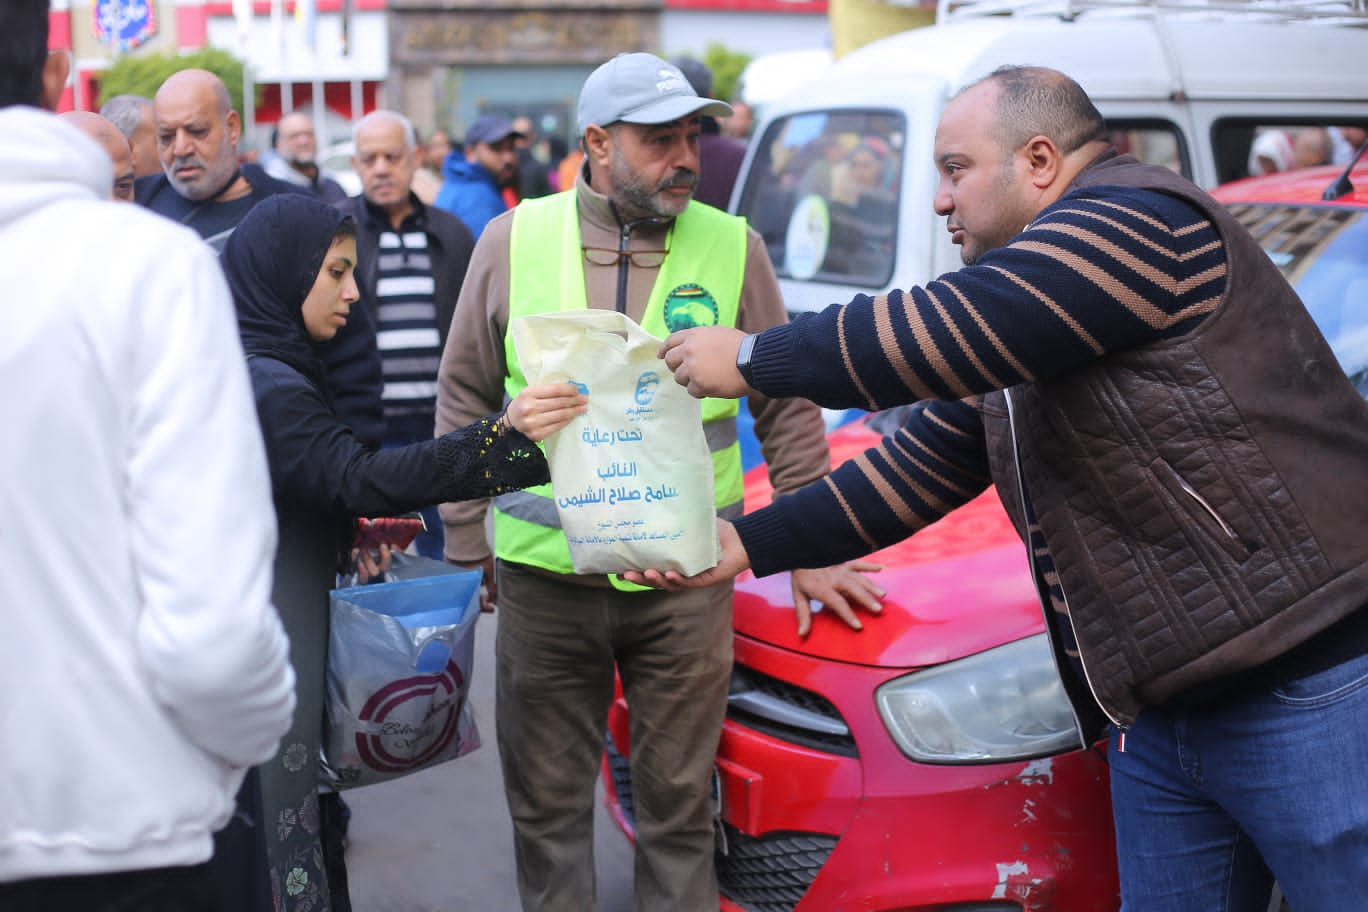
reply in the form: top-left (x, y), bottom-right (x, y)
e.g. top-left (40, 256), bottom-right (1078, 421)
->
top-left (335, 194), bottom-right (476, 351)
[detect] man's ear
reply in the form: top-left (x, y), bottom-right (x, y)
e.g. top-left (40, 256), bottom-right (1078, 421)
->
top-left (226, 109), bottom-right (242, 148)
top-left (40, 49), bottom-right (71, 111)
top-left (1022, 135), bottom-right (1062, 189)
top-left (583, 124), bottom-right (612, 165)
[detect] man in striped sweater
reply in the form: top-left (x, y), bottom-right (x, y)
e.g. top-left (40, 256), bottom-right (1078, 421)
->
top-left (648, 66), bottom-right (1368, 909)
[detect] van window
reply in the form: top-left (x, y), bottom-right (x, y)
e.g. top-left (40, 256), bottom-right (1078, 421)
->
top-left (1105, 121), bottom-right (1189, 179)
top-left (1212, 120), bottom-right (1368, 185)
top-left (737, 109), bottom-right (905, 289)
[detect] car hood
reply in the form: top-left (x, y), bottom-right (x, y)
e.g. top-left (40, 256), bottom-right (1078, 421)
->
top-left (735, 417), bottom-right (1045, 669)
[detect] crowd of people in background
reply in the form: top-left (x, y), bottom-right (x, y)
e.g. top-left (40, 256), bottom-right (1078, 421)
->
top-left (51, 60), bottom-right (757, 231)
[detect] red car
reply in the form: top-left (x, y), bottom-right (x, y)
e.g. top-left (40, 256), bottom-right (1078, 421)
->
top-left (601, 153), bottom-right (1368, 912)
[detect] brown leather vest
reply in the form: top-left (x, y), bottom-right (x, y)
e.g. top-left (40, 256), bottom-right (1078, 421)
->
top-left (983, 154), bottom-right (1368, 726)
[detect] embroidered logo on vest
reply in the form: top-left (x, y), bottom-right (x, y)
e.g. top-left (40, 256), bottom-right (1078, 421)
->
top-left (663, 284), bottom-right (720, 331)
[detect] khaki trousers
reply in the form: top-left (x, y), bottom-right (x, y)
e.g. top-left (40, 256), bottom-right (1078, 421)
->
top-left (495, 560), bottom-right (733, 912)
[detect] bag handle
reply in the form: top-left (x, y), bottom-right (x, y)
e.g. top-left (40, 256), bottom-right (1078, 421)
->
top-left (513, 310), bottom-right (663, 363)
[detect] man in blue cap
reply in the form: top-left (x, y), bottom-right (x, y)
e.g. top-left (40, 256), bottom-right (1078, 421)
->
top-left (433, 112), bottom-right (523, 238)
top-left (435, 51), bottom-right (881, 912)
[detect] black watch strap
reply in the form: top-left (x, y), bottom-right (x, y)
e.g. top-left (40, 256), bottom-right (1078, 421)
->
top-left (735, 333), bottom-right (757, 385)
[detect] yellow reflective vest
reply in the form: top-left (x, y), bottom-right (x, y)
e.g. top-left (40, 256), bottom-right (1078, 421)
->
top-left (494, 190), bottom-right (747, 584)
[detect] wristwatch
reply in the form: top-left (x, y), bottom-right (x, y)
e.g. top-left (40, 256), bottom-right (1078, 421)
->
top-left (735, 333), bottom-right (758, 386)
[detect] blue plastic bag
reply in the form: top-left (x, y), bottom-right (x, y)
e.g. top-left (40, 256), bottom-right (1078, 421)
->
top-left (323, 554), bottom-right (483, 789)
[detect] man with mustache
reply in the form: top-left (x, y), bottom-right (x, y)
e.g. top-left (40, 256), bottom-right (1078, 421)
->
top-left (434, 51), bottom-right (882, 912)
top-left (135, 68), bottom-right (385, 449)
top-left (135, 69), bottom-right (296, 253)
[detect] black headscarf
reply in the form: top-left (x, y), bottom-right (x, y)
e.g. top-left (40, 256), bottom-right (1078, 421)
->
top-left (223, 194), bottom-right (351, 393)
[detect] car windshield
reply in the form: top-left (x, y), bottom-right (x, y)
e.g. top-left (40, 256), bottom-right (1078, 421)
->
top-left (1226, 203), bottom-right (1368, 399)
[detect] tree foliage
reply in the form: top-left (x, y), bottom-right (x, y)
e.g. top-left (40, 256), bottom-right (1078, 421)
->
top-left (98, 47), bottom-right (258, 113)
top-left (667, 43), bottom-right (752, 103)
top-left (702, 43), bottom-right (751, 104)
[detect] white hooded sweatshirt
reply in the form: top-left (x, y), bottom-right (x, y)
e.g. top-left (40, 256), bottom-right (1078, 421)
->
top-left (0, 107), bottom-right (295, 881)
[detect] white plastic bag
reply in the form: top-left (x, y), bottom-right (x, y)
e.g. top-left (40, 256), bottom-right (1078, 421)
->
top-left (512, 310), bottom-right (721, 576)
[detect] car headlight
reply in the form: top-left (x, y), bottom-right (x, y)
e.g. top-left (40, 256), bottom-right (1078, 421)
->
top-left (875, 633), bottom-right (1082, 764)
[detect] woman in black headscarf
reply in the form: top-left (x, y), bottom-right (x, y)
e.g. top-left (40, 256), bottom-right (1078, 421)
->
top-left (219, 194), bottom-right (584, 912)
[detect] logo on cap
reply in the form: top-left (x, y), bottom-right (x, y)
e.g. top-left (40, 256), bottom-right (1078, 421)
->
top-left (656, 68), bottom-right (687, 94)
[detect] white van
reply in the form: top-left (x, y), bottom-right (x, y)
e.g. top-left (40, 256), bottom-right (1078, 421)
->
top-left (734, 48), bottom-right (834, 123)
top-left (731, 0), bottom-right (1368, 314)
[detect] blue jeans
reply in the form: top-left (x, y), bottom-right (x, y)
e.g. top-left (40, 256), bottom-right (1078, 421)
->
top-left (1109, 636), bottom-right (1368, 911)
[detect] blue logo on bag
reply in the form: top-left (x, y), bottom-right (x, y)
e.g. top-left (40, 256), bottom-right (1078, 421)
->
top-left (634, 372), bottom-right (660, 405)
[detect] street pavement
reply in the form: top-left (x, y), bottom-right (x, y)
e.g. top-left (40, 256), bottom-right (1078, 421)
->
top-left (342, 609), bottom-right (635, 912)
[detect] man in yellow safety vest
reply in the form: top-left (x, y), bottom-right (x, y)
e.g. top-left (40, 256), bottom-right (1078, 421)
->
top-left (434, 52), bottom-right (884, 911)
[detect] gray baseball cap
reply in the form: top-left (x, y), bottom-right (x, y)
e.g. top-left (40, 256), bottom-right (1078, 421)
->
top-left (465, 113), bottom-right (524, 146)
top-left (576, 52), bottom-right (732, 136)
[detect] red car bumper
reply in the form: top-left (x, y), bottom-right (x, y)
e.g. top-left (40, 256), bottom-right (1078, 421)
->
top-left (603, 629), bottom-right (1119, 912)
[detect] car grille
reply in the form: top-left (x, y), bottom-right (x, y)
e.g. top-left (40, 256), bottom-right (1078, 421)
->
top-left (716, 823), bottom-right (839, 912)
top-left (727, 664), bottom-right (858, 757)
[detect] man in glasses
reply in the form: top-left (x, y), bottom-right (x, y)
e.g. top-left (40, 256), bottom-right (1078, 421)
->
top-left (434, 52), bottom-right (883, 912)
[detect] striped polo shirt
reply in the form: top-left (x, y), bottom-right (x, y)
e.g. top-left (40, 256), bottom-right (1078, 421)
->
top-left (373, 217), bottom-right (441, 438)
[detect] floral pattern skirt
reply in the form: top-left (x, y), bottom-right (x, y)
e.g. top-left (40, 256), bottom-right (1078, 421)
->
top-left (259, 523), bottom-right (342, 912)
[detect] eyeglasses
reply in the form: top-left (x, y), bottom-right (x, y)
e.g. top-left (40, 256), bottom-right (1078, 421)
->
top-left (582, 246), bottom-right (670, 268)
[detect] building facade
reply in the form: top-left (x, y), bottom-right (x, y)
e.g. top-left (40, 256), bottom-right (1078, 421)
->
top-left (387, 0), bottom-right (829, 147)
top-left (49, 0), bottom-right (830, 149)
top-left (48, 0), bottom-right (387, 151)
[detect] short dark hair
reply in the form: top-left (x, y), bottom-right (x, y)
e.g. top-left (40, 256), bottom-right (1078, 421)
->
top-left (0, 0), bottom-right (50, 109)
top-left (974, 65), bottom-right (1108, 157)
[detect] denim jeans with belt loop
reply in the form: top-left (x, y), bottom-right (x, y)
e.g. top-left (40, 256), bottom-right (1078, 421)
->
top-left (1108, 615), bottom-right (1368, 911)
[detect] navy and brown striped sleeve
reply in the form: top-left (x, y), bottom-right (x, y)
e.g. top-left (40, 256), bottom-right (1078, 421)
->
top-left (735, 186), bottom-right (1227, 574)
top-left (747, 186), bottom-right (1227, 411)
top-left (736, 399), bottom-right (991, 575)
